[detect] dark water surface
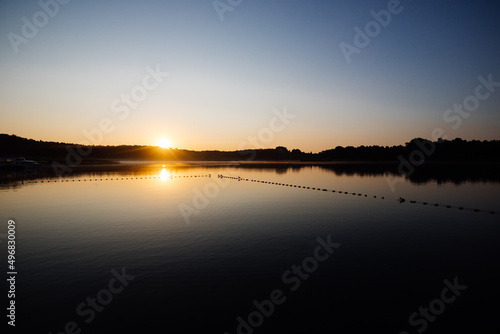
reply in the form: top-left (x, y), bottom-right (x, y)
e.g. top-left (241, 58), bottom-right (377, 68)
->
top-left (1, 163), bottom-right (499, 333)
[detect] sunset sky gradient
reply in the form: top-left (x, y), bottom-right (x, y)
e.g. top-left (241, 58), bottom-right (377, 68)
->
top-left (1, 0), bottom-right (499, 151)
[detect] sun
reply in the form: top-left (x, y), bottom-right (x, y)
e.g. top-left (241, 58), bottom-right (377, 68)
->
top-left (158, 138), bottom-right (171, 149)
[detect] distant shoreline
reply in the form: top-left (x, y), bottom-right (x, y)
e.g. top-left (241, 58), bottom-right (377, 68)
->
top-left (41, 160), bottom-right (500, 167)
top-left (2, 134), bottom-right (500, 165)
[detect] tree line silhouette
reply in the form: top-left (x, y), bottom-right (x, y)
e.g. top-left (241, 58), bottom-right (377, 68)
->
top-left (1, 134), bottom-right (499, 163)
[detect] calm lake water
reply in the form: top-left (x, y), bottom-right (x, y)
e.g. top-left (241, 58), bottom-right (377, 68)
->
top-left (1, 163), bottom-right (499, 333)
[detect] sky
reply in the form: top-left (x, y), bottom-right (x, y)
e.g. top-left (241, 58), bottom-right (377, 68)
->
top-left (1, 0), bottom-right (499, 152)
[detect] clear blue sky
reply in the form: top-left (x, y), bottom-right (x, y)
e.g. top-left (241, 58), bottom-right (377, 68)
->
top-left (1, 0), bottom-right (499, 151)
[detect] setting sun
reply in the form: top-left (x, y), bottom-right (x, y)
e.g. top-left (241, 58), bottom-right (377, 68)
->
top-left (158, 138), bottom-right (171, 149)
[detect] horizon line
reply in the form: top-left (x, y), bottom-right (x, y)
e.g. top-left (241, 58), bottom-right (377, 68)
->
top-left (2, 133), bottom-right (500, 155)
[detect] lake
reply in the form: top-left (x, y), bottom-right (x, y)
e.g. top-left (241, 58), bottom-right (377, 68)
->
top-left (1, 162), bottom-right (499, 333)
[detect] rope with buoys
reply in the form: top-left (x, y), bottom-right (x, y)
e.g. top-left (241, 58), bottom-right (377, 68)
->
top-left (217, 174), bottom-right (386, 200)
top-left (404, 199), bottom-right (495, 214)
top-left (19, 174), bottom-right (211, 184)
top-left (217, 175), bottom-right (495, 215)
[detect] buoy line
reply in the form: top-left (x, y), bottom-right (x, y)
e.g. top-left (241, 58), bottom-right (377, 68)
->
top-left (405, 199), bottom-right (495, 214)
top-left (217, 175), bottom-right (495, 215)
top-left (19, 174), bottom-right (212, 184)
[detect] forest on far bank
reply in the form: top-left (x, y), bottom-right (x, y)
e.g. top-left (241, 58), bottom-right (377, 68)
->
top-left (1, 134), bottom-right (499, 164)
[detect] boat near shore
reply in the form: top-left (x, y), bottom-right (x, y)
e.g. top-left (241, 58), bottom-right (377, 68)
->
top-left (0, 157), bottom-right (41, 169)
